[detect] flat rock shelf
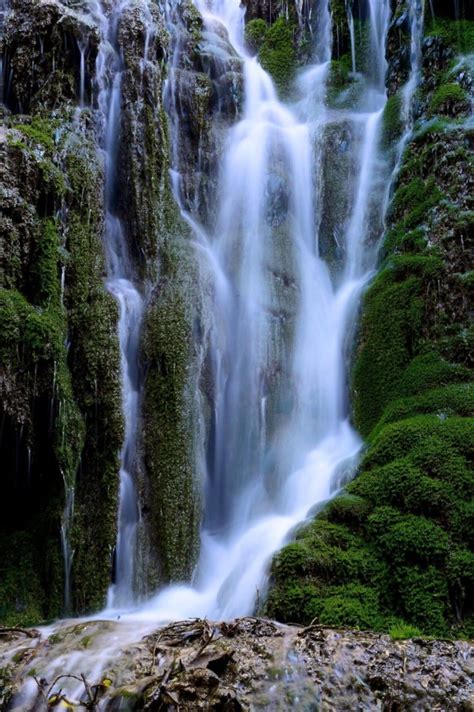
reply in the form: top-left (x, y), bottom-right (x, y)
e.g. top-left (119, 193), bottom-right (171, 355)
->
top-left (1, 618), bottom-right (473, 710)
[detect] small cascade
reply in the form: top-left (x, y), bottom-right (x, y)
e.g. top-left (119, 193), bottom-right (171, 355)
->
top-left (78, 41), bottom-right (87, 106)
top-left (60, 480), bottom-right (75, 615)
top-left (80, 0), bottom-right (144, 609)
top-left (347, 0), bottom-right (356, 73)
top-left (403, 0), bottom-right (426, 122)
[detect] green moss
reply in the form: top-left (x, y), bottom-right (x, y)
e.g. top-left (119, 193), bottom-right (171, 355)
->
top-left (258, 18), bottom-right (297, 95)
top-left (328, 55), bottom-right (352, 88)
top-left (63, 143), bottom-right (122, 613)
top-left (429, 82), bottom-right (469, 116)
top-left (318, 584), bottom-right (384, 629)
top-left (368, 507), bottom-right (450, 565)
top-left (245, 18), bottom-right (268, 52)
top-left (142, 239), bottom-right (202, 585)
top-left (0, 533), bottom-right (46, 626)
top-left (425, 18), bottom-right (474, 54)
top-left (0, 117), bottom-right (121, 623)
top-left (352, 270), bottom-right (425, 438)
top-left (16, 118), bottom-right (59, 152)
top-left (33, 219), bottom-right (61, 305)
top-left (381, 94), bottom-right (403, 149)
top-left (390, 177), bottom-right (443, 229)
top-left (266, 93), bottom-right (473, 637)
top-left (389, 623), bottom-right (423, 640)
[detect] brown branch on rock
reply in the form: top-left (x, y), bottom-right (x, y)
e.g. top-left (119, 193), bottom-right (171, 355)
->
top-left (33, 672), bottom-right (107, 710)
top-left (0, 626), bottom-right (40, 639)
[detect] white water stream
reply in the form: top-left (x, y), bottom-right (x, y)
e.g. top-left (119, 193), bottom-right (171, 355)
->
top-left (119, 0), bottom-right (391, 622)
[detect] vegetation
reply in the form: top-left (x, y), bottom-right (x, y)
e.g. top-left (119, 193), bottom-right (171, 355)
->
top-left (0, 115), bottom-right (122, 624)
top-left (246, 17), bottom-right (298, 95)
top-left (381, 94), bottom-right (404, 149)
top-left (245, 18), bottom-right (268, 53)
top-left (266, 106), bottom-right (473, 637)
top-left (424, 17), bottom-right (474, 55)
top-left (429, 82), bottom-right (470, 116)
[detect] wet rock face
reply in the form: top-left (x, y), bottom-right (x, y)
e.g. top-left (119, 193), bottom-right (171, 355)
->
top-left (385, 1), bottom-right (411, 96)
top-left (167, 1), bottom-right (244, 227)
top-left (241, 0), bottom-right (276, 23)
top-left (2, 618), bottom-right (473, 710)
top-left (115, 0), bottom-right (171, 276)
top-left (0, 114), bottom-right (123, 622)
top-left (3, 0), bottom-right (100, 112)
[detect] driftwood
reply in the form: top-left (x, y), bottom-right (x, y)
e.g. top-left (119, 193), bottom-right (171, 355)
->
top-left (0, 626), bottom-right (40, 639)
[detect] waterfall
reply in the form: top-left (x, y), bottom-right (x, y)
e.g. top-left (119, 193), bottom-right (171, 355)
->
top-left (126, 0), bottom-right (392, 622)
top-left (403, 0), bottom-right (426, 123)
top-left (84, 1), bottom-right (143, 609)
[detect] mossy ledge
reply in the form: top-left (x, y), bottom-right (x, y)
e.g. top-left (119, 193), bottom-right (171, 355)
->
top-left (265, 27), bottom-right (474, 638)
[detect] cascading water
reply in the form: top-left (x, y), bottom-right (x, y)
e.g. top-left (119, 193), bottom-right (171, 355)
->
top-left (129, 0), bottom-right (392, 622)
top-left (85, 1), bottom-right (144, 609)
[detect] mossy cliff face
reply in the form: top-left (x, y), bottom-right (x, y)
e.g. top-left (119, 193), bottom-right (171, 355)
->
top-left (166, 0), bottom-right (244, 228)
top-left (265, 12), bottom-right (474, 637)
top-left (0, 0), bottom-right (123, 622)
top-left (138, 240), bottom-right (210, 587)
top-left (115, 2), bottom-right (172, 279)
top-left (0, 114), bottom-right (122, 623)
top-left (0, 0), bottom-right (218, 611)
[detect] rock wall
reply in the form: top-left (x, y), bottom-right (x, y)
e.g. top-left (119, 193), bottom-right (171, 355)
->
top-left (0, 111), bottom-right (122, 622)
top-left (0, 0), bottom-right (472, 636)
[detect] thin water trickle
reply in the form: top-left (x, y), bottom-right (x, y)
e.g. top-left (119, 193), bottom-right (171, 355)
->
top-left (77, 0), bottom-right (145, 609)
top-left (61, 481), bottom-right (75, 615)
top-left (347, 1), bottom-right (356, 74)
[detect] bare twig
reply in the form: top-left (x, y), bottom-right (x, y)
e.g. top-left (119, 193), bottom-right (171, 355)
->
top-left (0, 627), bottom-right (40, 639)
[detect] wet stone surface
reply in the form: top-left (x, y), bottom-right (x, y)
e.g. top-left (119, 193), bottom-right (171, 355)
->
top-left (1, 617), bottom-right (472, 710)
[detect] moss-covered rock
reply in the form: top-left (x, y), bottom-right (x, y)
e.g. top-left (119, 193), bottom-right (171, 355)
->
top-left (116, 1), bottom-right (172, 279)
top-left (245, 18), bottom-right (268, 53)
top-left (429, 82), bottom-right (470, 117)
top-left (3, 0), bottom-right (100, 113)
top-left (139, 237), bottom-right (208, 586)
top-left (258, 18), bottom-right (298, 95)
